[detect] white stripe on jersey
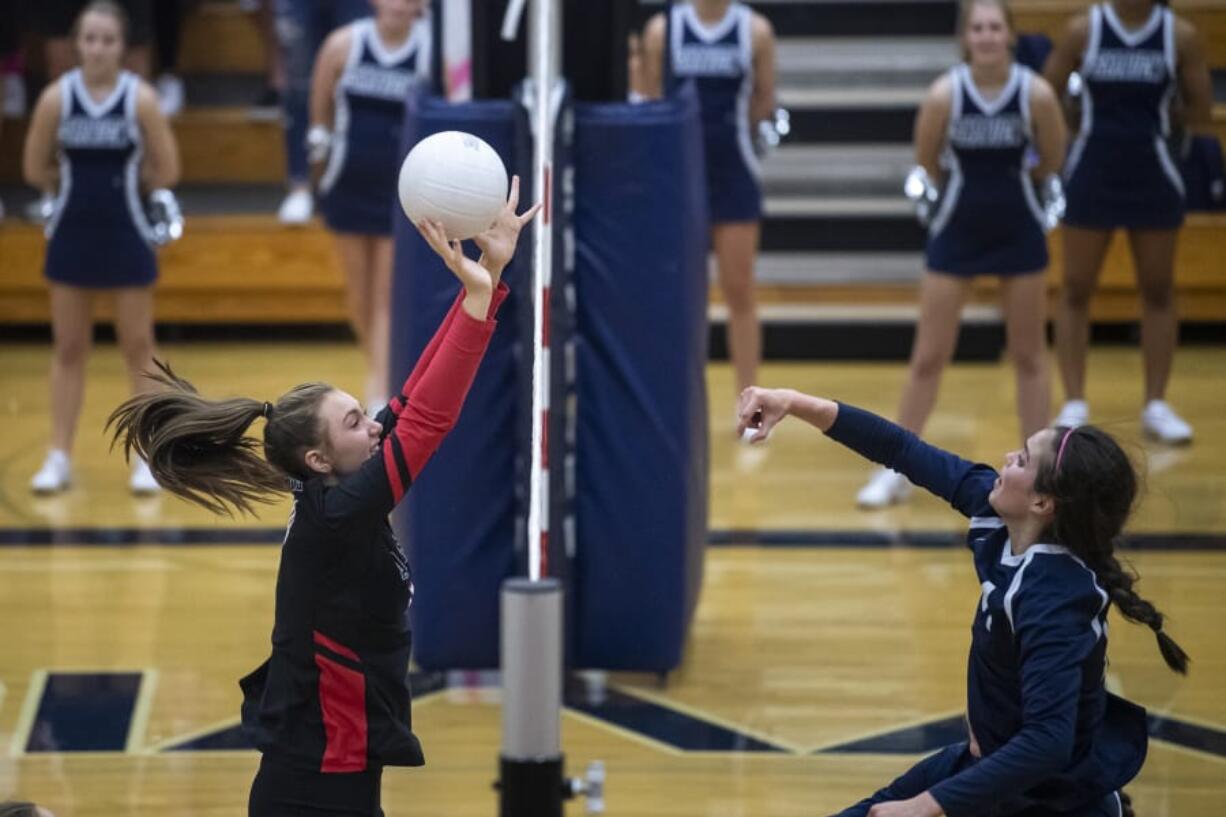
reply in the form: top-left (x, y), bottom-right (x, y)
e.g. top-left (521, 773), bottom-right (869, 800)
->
top-left (71, 68), bottom-right (128, 118)
top-left (1153, 134), bottom-right (1186, 197)
top-left (929, 68), bottom-right (962, 237)
top-left (320, 21), bottom-right (368, 194)
top-left (1000, 543), bottom-right (1107, 644)
top-left (1067, 6), bottom-right (1102, 181)
top-left (122, 75), bottom-right (155, 243)
top-left (1002, 549), bottom-right (1032, 631)
top-left (1101, 1), bottom-right (1163, 48)
top-left (1162, 8), bottom-right (1176, 77)
top-left (1056, 548), bottom-right (1111, 642)
top-left (1018, 70), bottom-right (1047, 229)
top-left (733, 6), bottom-right (759, 179)
top-left (960, 62), bottom-right (1020, 117)
top-left (46, 74), bottom-right (76, 239)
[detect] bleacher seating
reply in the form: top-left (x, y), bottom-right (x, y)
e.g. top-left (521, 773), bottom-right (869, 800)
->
top-left (0, 0), bottom-right (1224, 328)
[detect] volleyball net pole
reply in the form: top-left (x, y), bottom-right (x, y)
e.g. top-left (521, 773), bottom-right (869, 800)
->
top-left (525, 0), bottom-right (556, 585)
top-left (497, 1), bottom-right (603, 814)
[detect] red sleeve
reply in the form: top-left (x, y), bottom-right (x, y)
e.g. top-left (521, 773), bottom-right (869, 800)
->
top-left (380, 285), bottom-right (509, 503)
top-left (388, 281), bottom-right (510, 415)
top-left (323, 284), bottom-right (509, 521)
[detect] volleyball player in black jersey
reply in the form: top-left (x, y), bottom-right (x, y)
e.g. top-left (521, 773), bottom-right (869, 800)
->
top-left (109, 180), bottom-right (539, 817)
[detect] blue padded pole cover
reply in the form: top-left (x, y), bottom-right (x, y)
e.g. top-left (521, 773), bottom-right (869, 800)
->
top-left (571, 86), bottom-right (710, 670)
top-left (391, 94), bottom-right (532, 669)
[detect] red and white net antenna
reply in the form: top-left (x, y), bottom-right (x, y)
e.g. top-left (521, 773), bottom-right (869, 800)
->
top-left (441, 0), bottom-right (472, 101)
top-left (503, 0), bottom-right (560, 582)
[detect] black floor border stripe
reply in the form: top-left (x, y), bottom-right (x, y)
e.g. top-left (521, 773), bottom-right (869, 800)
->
top-left (709, 530), bottom-right (1226, 550)
top-left (0, 527), bottom-right (1223, 550)
top-left (0, 528), bottom-right (285, 546)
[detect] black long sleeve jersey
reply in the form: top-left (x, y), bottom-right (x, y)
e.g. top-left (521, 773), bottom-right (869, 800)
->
top-left (240, 283), bottom-right (508, 773)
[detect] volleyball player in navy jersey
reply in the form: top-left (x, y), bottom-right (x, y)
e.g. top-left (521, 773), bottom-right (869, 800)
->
top-left (108, 179), bottom-right (539, 817)
top-left (737, 385), bottom-right (1188, 817)
top-left (22, 1), bottom-right (180, 495)
top-left (859, 0), bottom-right (1067, 509)
top-left (638, 0), bottom-right (777, 395)
top-left (309, 0), bottom-right (432, 410)
top-left (1044, 0), bottom-right (1212, 443)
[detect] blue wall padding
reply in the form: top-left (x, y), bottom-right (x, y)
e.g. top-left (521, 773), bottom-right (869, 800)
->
top-left (390, 95), bottom-right (531, 669)
top-left (570, 90), bottom-right (710, 670)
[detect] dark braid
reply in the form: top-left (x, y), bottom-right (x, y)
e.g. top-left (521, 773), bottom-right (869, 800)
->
top-left (1089, 547), bottom-right (1188, 673)
top-left (1035, 425), bottom-right (1189, 674)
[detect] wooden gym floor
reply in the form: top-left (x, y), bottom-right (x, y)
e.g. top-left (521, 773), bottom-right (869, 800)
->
top-left (0, 342), bottom-right (1223, 816)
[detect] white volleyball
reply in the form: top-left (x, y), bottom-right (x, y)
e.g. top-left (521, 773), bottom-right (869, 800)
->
top-left (398, 131), bottom-right (509, 240)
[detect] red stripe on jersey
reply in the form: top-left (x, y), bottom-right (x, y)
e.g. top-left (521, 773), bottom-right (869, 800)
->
top-left (314, 653), bottom-right (367, 772)
top-left (383, 440), bottom-right (405, 503)
top-left (313, 630), bottom-right (361, 663)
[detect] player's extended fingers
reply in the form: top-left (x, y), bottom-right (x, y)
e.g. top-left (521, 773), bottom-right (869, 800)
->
top-left (735, 403), bottom-right (760, 437)
top-left (506, 175), bottom-right (521, 212)
top-left (750, 411), bottom-right (778, 445)
top-left (517, 201), bottom-right (543, 226)
top-left (416, 220), bottom-right (449, 255)
top-left (447, 237), bottom-right (466, 267)
top-left (735, 388), bottom-right (763, 429)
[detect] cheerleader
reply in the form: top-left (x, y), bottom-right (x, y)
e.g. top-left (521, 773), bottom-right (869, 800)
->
top-left (638, 0), bottom-right (777, 395)
top-left (1044, 0), bottom-right (1213, 443)
top-left (309, 0), bottom-right (431, 409)
top-left (858, 0), bottom-right (1067, 508)
top-left (23, 0), bottom-right (180, 495)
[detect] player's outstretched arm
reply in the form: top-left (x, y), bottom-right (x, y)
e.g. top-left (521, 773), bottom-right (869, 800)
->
top-left (736, 388), bottom-right (996, 517)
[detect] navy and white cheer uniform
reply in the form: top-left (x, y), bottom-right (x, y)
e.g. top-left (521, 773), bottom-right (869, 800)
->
top-left (667, 1), bottom-right (762, 223)
top-left (45, 69), bottom-right (156, 288)
top-left (827, 404), bottom-right (1148, 817)
top-left (319, 17), bottom-right (431, 236)
top-left (1064, 2), bottom-right (1184, 229)
top-left (927, 63), bottom-right (1050, 277)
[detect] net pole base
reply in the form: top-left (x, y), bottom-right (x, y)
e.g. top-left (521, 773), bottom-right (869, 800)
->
top-left (498, 755), bottom-right (566, 817)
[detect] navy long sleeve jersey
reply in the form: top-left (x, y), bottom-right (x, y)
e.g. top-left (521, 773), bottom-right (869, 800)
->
top-left (826, 404), bottom-right (1147, 817)
top-left (240, 283), bottom-right (508, 774)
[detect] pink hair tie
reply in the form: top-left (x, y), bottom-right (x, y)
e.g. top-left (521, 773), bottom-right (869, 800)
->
top-left (1054, 427), bottom-right (1076, 473)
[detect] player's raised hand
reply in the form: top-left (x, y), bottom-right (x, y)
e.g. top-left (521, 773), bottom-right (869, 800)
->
top-left (473, 175), bottom-right (542, 278)
top-left (736, 387), bottom-right (792, 444)
top-left (416, 219), bottom-right (496, 321)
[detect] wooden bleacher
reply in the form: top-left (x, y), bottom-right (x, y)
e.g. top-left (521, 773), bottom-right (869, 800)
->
top-left (0, 0), bottom-right (1224, 328)
top-left (3, 214), bottom-right (1224, 324)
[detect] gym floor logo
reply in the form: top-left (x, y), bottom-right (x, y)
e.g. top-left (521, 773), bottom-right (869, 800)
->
top-left (11, 670), bottom-right (1226, 761)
